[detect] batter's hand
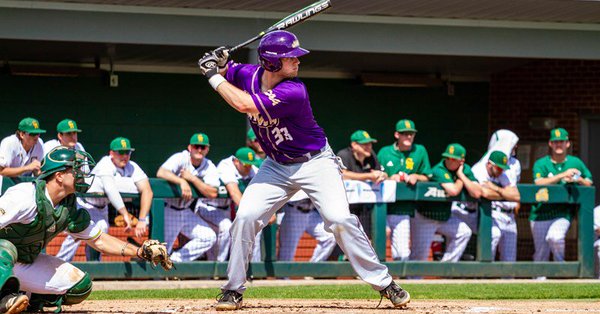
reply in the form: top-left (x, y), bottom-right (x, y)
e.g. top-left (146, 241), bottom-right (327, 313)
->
top-left (198, 53), bottom-right (219, 78)
top-left (213, 46), bottom-right (230, 68)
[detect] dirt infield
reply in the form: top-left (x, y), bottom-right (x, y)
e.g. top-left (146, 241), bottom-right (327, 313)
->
top-left (65, 299), bottom-right (600, 313)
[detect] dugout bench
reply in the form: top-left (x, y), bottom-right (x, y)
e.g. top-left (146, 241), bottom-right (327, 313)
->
top-left (2, 178), bottom-right (595, 279)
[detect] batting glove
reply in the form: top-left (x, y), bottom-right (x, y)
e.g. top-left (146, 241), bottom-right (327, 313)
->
top-left (213, 46), bottom-right (230, 69)
top-left (198, 53), bottom-right (219, 78)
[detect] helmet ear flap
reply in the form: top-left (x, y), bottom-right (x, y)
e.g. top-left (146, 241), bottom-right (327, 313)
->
top-left (258, 56), bottom-right (282, 72)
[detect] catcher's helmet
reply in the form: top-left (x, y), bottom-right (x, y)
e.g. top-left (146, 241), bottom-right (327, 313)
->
top-left (39, 146), bottom-right (96, 193)
top-left (257, 30), bottom-right (309, 72)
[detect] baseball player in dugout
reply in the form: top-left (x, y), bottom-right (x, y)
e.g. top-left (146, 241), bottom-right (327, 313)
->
top-left (377, 119), bottom-right (431, 261)
top-left (0, 146), bottom-right (171, 314)
top-left (56, 137), bottom-right (153, 262)
top-left (213, 147), bottom-right (263, 263)
top-left (531, 128), bottom-right (592, 266)
top-left (245, 129), bottom-right (265, 166)
top-left (411, 144), bottom-right (481, 262)
top-left (472, 151), bottom-right (521, 261)
top-left (0, 118), bottom-right (46, 190)
top-left (156, 133), bottom-right (220, 262)
top-left (337, 129), bottom-right (387, 237)
top-left (198, 30), bottom-right (410, 310)
top-left (43, 119), bottom-right (86, 155)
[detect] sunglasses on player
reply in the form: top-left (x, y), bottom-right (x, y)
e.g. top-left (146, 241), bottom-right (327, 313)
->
top-left (192, 144), bottom-right (208, 150)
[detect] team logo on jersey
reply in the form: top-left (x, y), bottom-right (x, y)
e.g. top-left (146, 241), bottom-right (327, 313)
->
top-left (386, 161), bottom-right (394, 167)
top-left (535, 187), bottom-right (549, 202)
top-left (47, 224), bottom-right (56, 233)
top-left (32, 121), bottom-right (39, 129)
top-left (536, 173), bottom-right (541, 178)
top-left (68, 121), bottom-right (75, 129)
top-left (264, 89), bottom-right (281, 106)
top-left (120, 139), bottom-right (127, 148)
top-left (444, 173), bottom-right (450, 180)
top-left (248, 113), bottom-right (279, 128)
top-left (406, 158), bottom-right (414, 170)
top-left (0, 208), bottom-right (5, 215)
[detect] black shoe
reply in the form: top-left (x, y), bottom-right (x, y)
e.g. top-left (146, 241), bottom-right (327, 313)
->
top-left (0, 293), bottom-right (29, 314)
top-left (215, 290), bottom-right (243, 311)
top-left (378, 281), bottom-right (410, 308)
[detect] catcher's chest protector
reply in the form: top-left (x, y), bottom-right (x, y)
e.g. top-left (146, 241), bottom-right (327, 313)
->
top-left (0, 181), bottom-right (78, 263)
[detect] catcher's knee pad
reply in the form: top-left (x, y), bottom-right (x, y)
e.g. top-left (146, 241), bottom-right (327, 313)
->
top-left (0, 240), bottom-right (18, 295)
top-left (63, 272), bottom-right (92, 305)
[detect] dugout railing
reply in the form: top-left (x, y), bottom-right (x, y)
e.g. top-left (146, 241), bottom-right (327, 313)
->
top-left (2, 178), bottom-right (595, 279)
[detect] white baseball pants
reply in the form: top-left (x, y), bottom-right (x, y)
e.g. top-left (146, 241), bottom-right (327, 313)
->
top-left (530, 217), bottom-right (570, 262)
top-left (410, 212), bottom-right (472, 262)
top-left (163, 205), bottom-right (217, 262)
top-left (491, 210), bottom-right (517, 261)
top-left (387, 214), bottom-right (411, 261)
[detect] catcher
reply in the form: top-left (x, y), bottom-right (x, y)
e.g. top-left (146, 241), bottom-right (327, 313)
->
top-left (0, 146), bottom-right (172, 313)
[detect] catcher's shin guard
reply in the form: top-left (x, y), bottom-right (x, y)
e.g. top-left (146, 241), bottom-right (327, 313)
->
top-left (0, 240), bottom-right (20, 297)
top-left (28, 272), bottom-right (92, 312)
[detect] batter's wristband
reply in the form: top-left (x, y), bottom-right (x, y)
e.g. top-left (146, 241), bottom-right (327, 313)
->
top-left (209, 74), bottom-right (226, 90)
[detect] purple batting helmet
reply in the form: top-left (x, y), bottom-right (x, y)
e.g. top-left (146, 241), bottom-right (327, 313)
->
top-left (257, 30), bottom-right (309, 72)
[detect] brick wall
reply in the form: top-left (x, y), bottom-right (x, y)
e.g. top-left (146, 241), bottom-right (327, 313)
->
top-left (490, 60), bottom-right (600, 154)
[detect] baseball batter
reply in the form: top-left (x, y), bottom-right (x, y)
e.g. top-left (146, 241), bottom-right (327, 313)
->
top-left (472, 151), bottom-right (521, 261)
top-left (156, 133), bottom-right (220, 262)
top-left (56, 137), bottom-right (153, 261)
top-left (531, 128), bottom-right (592, 263)
top-left (198, 30), bottom-right (409, 310)
top-left (594, 205), bottom-right (600, 278)
top-left (0, 146), bottom-right (170, 314)
top-left (410, 144), bottom-right (481, 262)
top-left (208, 147), bottom-right (263, 262)
top-left (377, 119), bottom-right (431, 261)
top-left (0, 118), bottom-right (46, 193)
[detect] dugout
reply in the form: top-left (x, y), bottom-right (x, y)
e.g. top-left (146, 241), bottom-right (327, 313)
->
top-left (0, 1), bottom-right (599, 277)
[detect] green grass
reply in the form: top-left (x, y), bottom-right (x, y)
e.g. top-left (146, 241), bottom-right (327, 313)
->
top-left (89, 283), bottom-right (600, 300)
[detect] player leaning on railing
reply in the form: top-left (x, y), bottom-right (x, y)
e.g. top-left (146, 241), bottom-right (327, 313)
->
top-left (0, 146), bottom-right (172, 314)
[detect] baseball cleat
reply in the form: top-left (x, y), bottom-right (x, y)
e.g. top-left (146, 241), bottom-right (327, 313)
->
top-left (215, 290), bottom-right (243, 311)
top-left (0, 293), bottom-right (29, 314)
top-left (379, 281), bottom-right (410, 308)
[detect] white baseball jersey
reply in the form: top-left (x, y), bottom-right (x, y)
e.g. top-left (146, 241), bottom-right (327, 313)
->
top-left (217, 156), bottom-right (259, 186)
top-left (472, 161), bottom-right (513, 187)
top-left (0, 182), bottom-right (101, 240)
top-left (0, 135), bottom-right (44, 175)
top-left (43, 139), bottom-right (86, 155)
top-left (160, 150), bottom-right (220, 209)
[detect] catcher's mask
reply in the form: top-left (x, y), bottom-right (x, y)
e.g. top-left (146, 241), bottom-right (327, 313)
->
top-left (39, 146), bottom-right (96, 193)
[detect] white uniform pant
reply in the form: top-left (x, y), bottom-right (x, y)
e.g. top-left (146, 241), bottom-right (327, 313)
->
top-left (410, 212), bottom-right (472, 262)
top-left (278, 205), bottom-right (336, 262)
top-left (164, 205), bottom-right (217, 262)
top-left (451, 202), bottom-right (478, 234)
top-left (221, 148), bottom-right (392, 294)
top-left (196, 206), bottom-right (262, 262)
top-left (387, 214), bottom-right (411, 261)
top-left (56, 207), bottom-right (109, 262)
top-left (594, 237), bottom-right (600, 279)
top-left (491, 210), bottom-right (517, 261)
top-left (15, 254), bottom-right (85, 295)
top-left (530, 217), bottom-right (570, 262)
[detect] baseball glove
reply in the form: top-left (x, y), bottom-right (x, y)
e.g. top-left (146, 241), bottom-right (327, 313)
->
top-left (114, 213), bottom-right (138, 227)
top-left (137, 239), bottom-right (173, 271)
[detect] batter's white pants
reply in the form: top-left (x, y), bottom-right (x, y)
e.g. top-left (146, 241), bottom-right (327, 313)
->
top-left (15, 254), bottom-right (85, 295)
top-left (387, 214), bottom-right (411, 261)
top-left (530, 218), bottom-right (571, 262)
top-left (491, 210), bottom-right (517, 261)
top-left (221, 148), bottom-right (392, 294)
top-left (164, 205), bottom-right (217, 262)
top-left (410, 212), bottom-right (472, 262)
top-left (56, 207), bottom-right (109, 262)
top-left (278, 205), bottom-right (336, 262)
top-left (196, 206), bottom-right (262, 262)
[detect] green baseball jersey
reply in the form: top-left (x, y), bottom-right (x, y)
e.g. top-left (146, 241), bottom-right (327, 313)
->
top-left (417, 160), bottom-right (476, 222)
top-left (377, 143), bottom-right (431, 215)
top-left (530, 155), bottom-right (593, 221)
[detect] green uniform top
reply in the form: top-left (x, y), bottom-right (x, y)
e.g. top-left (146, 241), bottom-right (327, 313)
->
top-left (417, 160), bottom-right (476, 222)
top-left (377, 143), bottom-right (431, 216)
top-left (531, 155), bottom-right (593, 221)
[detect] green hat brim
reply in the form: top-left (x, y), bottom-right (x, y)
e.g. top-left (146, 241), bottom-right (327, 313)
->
top-left (355, 138), bottom-right (377, 144)
top-left (23, 129), bottom-right (46, 134)
top-left (550, 137), bottom-right (568, 142)
top-left (59, 129), bottom-right (82, 133)
top-left (442, 153), bottom-right (462, 160)
top-left (489, 160), bottom-right (509, 170)
top-left (396, 128), bottom-right (418, 132)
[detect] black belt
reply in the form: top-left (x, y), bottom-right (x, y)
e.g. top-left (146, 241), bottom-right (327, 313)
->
top-left (212, 205), bottom-right (230, 210)
top-left (166, 199), bottom-right (198, 211)
top-left (291, 204), bottom-right (313, 213)
top-left (493, 207), bottom-right (513, 214)
top-left (279, 149), bottom-right (323, 164)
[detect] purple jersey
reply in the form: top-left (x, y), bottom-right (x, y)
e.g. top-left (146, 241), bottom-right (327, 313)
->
top-left (225, 62), bottom-right (327, 163)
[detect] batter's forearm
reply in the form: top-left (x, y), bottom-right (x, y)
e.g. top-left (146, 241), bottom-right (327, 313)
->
top-left (216, 82), bottom-right (259, 114)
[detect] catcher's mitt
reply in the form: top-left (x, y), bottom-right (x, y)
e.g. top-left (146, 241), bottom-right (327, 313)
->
top-left (137, 239), bottom-right (173, 271)
top-left (114, 213), bottom-right (138, 227)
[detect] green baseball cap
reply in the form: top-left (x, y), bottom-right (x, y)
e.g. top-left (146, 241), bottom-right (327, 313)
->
top-left (395, 119), bottom-right (417, 132)
top-left (57, 118), bottom-right (82, 133)
top-left (18, 117), bottom-right (46, 134)
top-left (235, 147), bottom-right (260, 166)
top-left (190, 133), bottom-right (210, 146)
top-left (488, 150), bottom-right (509, 170)
top-left (247, 129), bottom-right (257, 141)
top-left (549, 128), bottom-right (569, 141)
top-left (350, 130), bottom-right (377, 144)
top-left (441, 143), bottom-right (466, 160)
top-left (110, 137), bottom-right (135, 151)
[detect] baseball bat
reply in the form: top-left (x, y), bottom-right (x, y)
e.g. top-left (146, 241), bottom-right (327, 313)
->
top-left (229, 0), bottom-right (332, 53)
